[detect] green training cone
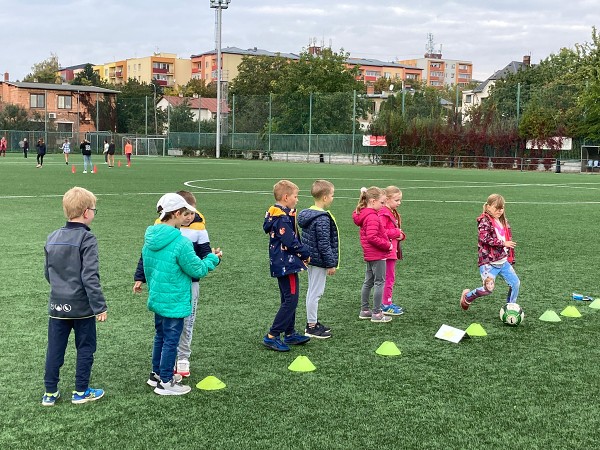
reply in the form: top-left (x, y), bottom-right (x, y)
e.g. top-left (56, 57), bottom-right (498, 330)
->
top-left (288, 355), bottom-right (316, 372)
top-left (539, 310), bottom-right (561, 322)
top-left (589, 299), bottom-right (600, 309)
top-left (375, 341), bottom-right (401, 356)
top-left (196, 376), bottom-right (226, 390)
top-left (560, 305), bottom-right (582, 318)
top-left (465, 323), bottom-right (487, 337)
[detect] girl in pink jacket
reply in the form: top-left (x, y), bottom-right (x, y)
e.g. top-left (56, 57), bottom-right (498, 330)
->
top-left (379, 186), bottom-right (406, 316)
top-left (352, 187), bottom-right (393, 323)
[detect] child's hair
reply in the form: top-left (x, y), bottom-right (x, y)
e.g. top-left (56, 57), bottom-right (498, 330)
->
top-left (355, 186), bottom-right (384, 213)
top-left (384, 185), bottom-right (402, 199)
top-left (484, 193), bottom-right (508, 226)
top-left (176, 190), bottom-right (197, 207)
top-left (63, 186), bottom-right (97, 220)
top-left (157, 206), bottom-right (189, 222)
top-left (311, 179), bottom-right (334, 199)
top-left (273, 180), bottom-right (299, 201)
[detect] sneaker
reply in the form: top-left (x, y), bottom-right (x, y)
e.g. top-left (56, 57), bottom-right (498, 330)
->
top-left (358, 310), bottom-right (372, 320)
top-left (370, 312), bottom-right (392, 323)
top-left (82, 170), bottom-right (87, 174)
top-left (316, 321), bottom-right (331, 332)
top-left (176, 359), bottom-right (190, 377)
top-left (66, 161), bottom-right (68, 165)
top-left (460, 289), bottom-right (471, 310)
top-left (263, 335), bottom-right (290, 352)
top-left (147, 372), bottom-right (182, 387)
top-left (41, 391), bottom-right (60, 406)
top-left (154, 378), bottom-right (191, 396)
top-left (71, 387), bottom-right (105, 404)
top-left (36, 164), bottom-right (41, 168)
top-left (283, 332), bottom-right (311, 345)
top-left (305, 323), bottom-right (332, 339)
top-left (382, 303), bottom-right (404, 316)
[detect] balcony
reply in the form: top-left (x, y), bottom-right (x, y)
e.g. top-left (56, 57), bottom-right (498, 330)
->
top-left (153, 68), bottom-right (168, 74)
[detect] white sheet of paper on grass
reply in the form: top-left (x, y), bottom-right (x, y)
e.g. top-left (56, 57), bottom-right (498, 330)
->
top-left (435, 324), bottom-right (466, 344)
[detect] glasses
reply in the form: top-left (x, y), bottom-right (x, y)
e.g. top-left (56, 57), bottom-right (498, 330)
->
top-left (87, 208), bottom-right (98, 215)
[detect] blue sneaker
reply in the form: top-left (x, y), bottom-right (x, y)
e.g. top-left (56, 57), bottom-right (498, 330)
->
top-left (263, 335), bottom-right (290, 352)
top-left (382, 303), bottom-right (404, 316)
top-left (41, 391), bottom-right (60, 406)
top-left (71, 387), bottom-right (105, 404)
top-left (283, 332), bottom-right (311, 345)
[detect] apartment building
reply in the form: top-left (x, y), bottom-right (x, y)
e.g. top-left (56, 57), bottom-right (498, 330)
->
top-left (345, 57), bottom-right (422, 87)
top-left (94, 53), bottom-right (191, 87)
top-left (398, 53), bottom-right (473, 88)
top-left (58, 64), bottom-right (92, 82)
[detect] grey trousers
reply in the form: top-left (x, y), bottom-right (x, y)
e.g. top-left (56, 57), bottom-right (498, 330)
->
top-left (306, 266), bottom-right (327, 323)
top-left (361, 260), bottom-right (386, 314)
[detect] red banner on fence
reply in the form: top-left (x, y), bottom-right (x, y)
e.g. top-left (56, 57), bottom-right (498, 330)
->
top-left (362, 135), bottom-right (387, 147)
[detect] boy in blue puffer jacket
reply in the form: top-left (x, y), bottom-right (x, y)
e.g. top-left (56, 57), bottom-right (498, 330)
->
top-left (297, 180), bottom-right (339, 339)
top-left (142, 193), bottom-right (221, 395)
top-left (262, 180), bottom-right (312, 352)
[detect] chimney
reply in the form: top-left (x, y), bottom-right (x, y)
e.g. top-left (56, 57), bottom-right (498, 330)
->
top-left (3, 72), bottom-right (8, 82)
top-left (523, 55), bottom-right (531, 67)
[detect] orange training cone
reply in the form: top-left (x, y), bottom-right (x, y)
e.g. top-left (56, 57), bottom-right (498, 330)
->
top-left (93, 165), bottom-right (97, 174)
top-left (71, 165), bottom-right (76, 174)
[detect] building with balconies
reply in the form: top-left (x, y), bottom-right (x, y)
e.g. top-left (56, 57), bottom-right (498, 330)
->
top-left (345, 58), bottom-right (422, 87)
top-left (398, 52), bottom-right (473, 88)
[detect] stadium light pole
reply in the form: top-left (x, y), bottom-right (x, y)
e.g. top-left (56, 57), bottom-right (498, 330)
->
top-left (210, 0), bottom-right (230, 158)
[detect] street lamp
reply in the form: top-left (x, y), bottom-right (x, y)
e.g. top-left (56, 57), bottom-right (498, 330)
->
top-left (210, 0), bottom-right (230, 158)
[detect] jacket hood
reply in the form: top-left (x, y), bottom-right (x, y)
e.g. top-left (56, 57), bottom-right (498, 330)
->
top-left (144, 224), bottom-right (181, 251)
top-left (263, 205), bottom-right (292, 233)
top-left (352, 207), bottom-right (377, 227)
top-left (297, 207), bottom-right (328, 228)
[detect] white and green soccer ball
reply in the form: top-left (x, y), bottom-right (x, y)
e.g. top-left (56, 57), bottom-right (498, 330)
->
top-left (500, 303), bottom-right (524, 326)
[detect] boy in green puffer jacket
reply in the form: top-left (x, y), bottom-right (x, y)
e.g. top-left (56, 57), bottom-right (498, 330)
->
top-left (142, 193), bottom-right (221, 396)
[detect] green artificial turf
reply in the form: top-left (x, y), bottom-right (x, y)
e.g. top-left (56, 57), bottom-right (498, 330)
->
top-left (1, 153), bottom-right (600, 449)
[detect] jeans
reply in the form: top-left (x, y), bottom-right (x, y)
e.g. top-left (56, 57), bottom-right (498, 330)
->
top-left (152, 314), bottom-right (184, 382)
top-left (306, 266), bottom-right (327, 323)
top-left (44, 317), bottom-right (97, 392)
top-left (361, 260), bottom-right (386, 313)
top-left (83, 155), bottom-right (92, 171)
top-left (383, 259), bottom-right (397, 306)
top-left (177, 282), bottom-right (199, 360)
top-left (466, 261), bottom-right (521, 304)
top-left (269, 273), bottom-right (299, 336)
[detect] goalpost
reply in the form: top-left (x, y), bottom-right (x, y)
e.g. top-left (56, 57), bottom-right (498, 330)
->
top-left (121, 137), bottom-right (166, 157)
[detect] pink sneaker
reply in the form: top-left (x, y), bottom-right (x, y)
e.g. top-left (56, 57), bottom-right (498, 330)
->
top-left (370, 312), bottom-right (392, 323)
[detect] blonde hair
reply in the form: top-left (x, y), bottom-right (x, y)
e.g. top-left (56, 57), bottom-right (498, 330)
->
top-left (311, 179), bottom-right (334, 200)
top-left (176, 190), bottom-right (197, 207)
top-left (63, 186), bottom-right (97, 220)
top-left (484, 193), bottom-right (508, 226)
top-left (355, 186), bottom-right (384, 213)
top-left (384, 185), bottom-right (402, 199)
top-left (273, 180), bottom-right (299, 201)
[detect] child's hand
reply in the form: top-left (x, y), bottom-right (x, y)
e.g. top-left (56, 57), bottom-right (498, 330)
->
top-left (133, 281), bottom-right (143, 293)
top-left (327, 268), bottom-right (336, 276)
top-left (505, 240), bottom-right (516, 248)
top-left (96, 311), bottom-right (107, 322)
top-left (212, 247), bottom-right (223, 258)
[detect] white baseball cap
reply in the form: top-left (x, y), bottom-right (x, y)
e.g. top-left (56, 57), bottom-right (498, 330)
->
top-left (156, 193), bottom-right (195, 220)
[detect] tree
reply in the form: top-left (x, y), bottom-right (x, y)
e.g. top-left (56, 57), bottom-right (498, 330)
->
top-left (0, 104), bottom-right (39, 130)
top-left (113, 79), bottom-right (166, 133)
top-left (23, 53), bottom-right (61, 83)
top-left (71, 64), bottom-right (103, 87)
top-left (169, 79), bottom-right (217, 98)
top-left (168, 99), bottom-right (197, 132)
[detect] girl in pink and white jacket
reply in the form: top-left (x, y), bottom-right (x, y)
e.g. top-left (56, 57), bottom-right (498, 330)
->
top-left (352, 187), bottom-right (393, 323)
top-left (379, 186), bottom-right (406, 316)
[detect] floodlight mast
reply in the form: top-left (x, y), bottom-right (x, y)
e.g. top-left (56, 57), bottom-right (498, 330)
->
top-left (210, 0), bottom-right (230, 158)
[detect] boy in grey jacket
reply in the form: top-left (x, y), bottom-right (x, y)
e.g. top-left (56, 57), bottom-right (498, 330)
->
top-left (42, 187), bottom-right (107, 406)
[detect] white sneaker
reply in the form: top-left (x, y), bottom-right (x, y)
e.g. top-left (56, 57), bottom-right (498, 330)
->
top-left (176, 359), bottom-right (190, 377)
top-left (154, 378), bottom-right (191, 396)
top-left (146, 372), bottom-right (182, 387)
top-left (82, 170), bottom-right (87, 174)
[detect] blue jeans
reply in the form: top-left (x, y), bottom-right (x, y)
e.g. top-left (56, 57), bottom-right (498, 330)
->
top-left (152, 314), bottom-right (184, 383)
top-left (83, 155), bottom-right (92, 171)
top-left (466, 261), bottom-right (520, 304)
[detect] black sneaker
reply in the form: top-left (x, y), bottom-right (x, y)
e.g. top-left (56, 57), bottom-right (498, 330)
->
top-left (305, 323), bottom-right (332, 339)
top-left (316, 321), bottom-right (331, 332)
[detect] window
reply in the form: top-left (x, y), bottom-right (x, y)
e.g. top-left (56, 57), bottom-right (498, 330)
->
top-left (104, 69), bottom-right (108, 77)
top-left (152, 62), bottom-right (171, 71)
top-left (465, 94), bottom-right (472, 103)
top-left (406, 73), bottom-right (419, 80)
top-left (384, 72), bottom-right (391, 79)
top-left (30, 93), bottom-right (45, 108)
top-left (430, 62), bottom-right (441, 68)
top-left (431, 71), bottom-right (444, 77)
top-left (57, 95), bottom-right (72, 109)
top-left (57, 123), bottom-right (73, 133)
top-left (365, 70), bottom-right (380, 77)
top-left (452, 64), bottom-right (455, 69)
top-left (459, 64), bottom-right (469, 70)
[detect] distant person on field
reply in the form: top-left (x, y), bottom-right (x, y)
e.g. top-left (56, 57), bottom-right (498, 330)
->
top-left (460, 194), bottom-right (520, 310)
top-left (62, 138), bottom-right (71, 165)
top-left (107, 139), bottom-right (116, 168)
top-left (138, 193), bottom-right (220, 396)
top-left (352, 186), bottom-right (393, 323)
top-left (262, 180), bottom-right (312, 351)
top-left (23, 137), bottom-right (29, 158)
top-left (36, 138), bottom-right (46, 168)
top-left (133, 190), bottom-right (216, 378)
top-left (297, 179), bottom-right (338, 339)
top-left (0, 135), bottom-right (7, 157)
top-left (42, 186), bottom-right (107, 406)
top-left (103, 139), bottom-right (109, 164)
top-left (124, 139), bottom-right (133, 166)
top-left (80, 138), bottom-right (92, 173)
top-left (379, 186), bottom-right (406, 316)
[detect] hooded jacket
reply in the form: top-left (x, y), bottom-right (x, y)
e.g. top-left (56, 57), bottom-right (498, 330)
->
top-left (142, 224), bottom-right (219, 318)
top-left (263, 204), bottom-right (310, 277)
top-left (379, 206), bottom-right (405, 260)
top-left (297, 206), bottom-right (339, 269)
top-left (477, 212), bottom-right (515, 266)
top-left (352, 208), bottom-right (391, 261)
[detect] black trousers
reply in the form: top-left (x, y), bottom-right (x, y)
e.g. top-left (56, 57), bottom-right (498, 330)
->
top-left (269, 273), bottom-right (299, 336)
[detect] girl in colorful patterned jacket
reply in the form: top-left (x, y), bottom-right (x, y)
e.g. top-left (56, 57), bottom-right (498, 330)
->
top-left (352, 187), bottom-right (393, 323)
top-left (379, 186), bottom-right (406, 316)
top-left (460, 194), bottom-right (519, 310)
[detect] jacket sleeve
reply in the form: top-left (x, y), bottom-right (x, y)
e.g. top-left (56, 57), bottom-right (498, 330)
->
top-left (177, 240), bottom-right (219, 280)
top-left (381, 214), bottom-right (403, 240)
top-left (80, 233), bottom-right (107, 315)
top-left (365, 215), bottom-right (391, 251)
top-left (277, 217), bottom-right (311, 260)
top-left (315, 216), bottom-right (336, 268)
top-left (134, 253), bottom-right (146, 282)
top-left (478, 219), bottom-right (505, 248)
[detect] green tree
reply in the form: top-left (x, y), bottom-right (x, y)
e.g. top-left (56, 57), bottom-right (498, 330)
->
top-left (113, 79), bottom-right (166, 133)
top-left (0, 104), bottom-right (38, 129)
top-left (23, 53), bottom-right (61, 83)
top-left (169, 99), bottom-right (197, 132)
top-left (71, 64), bottom-right (103, 87)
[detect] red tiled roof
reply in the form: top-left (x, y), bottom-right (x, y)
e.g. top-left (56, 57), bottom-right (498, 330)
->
top-left (162, 95), bottom-right (229, 113)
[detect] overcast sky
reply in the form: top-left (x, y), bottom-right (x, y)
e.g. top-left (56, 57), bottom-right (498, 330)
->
top-left (1, 0), bottom-right (599, 83)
